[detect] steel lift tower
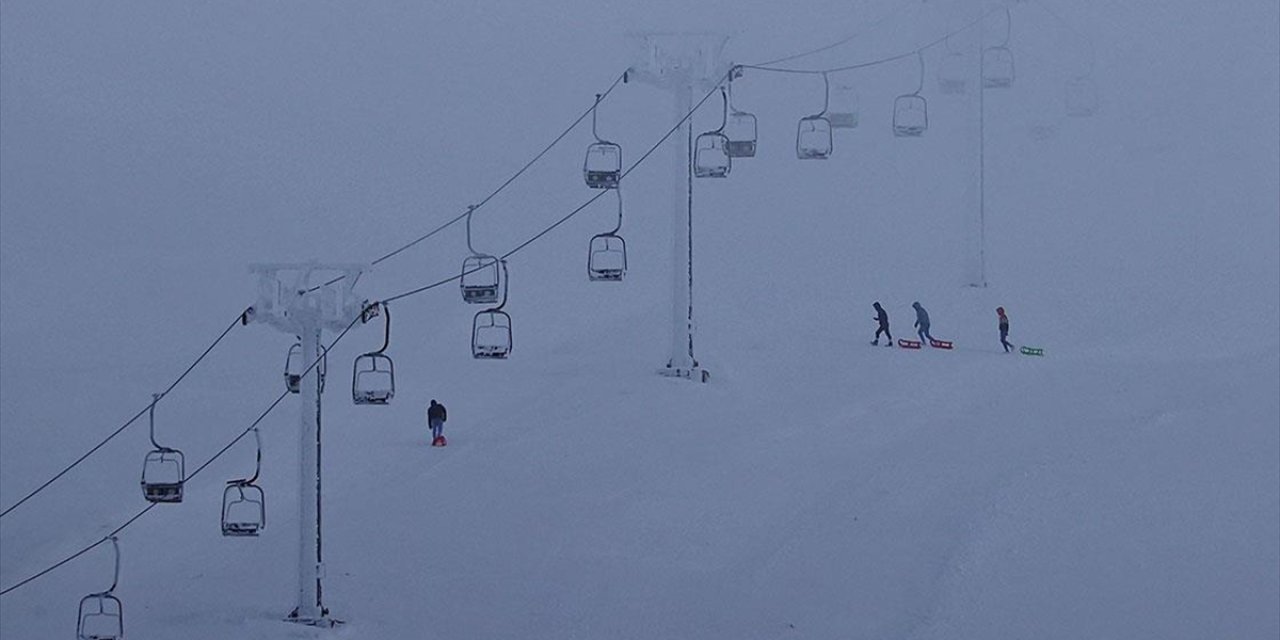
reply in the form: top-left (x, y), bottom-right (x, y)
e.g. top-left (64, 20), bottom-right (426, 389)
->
top-left (627, 32), bottom-right (733, 383)
top-left (247, 262), bottom-right (368, 628)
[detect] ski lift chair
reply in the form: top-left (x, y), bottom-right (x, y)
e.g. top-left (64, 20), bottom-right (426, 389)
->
top-left (796, 116), bottom-right (833, 159)
top-left (472, 310), bottom-right (512, 359)
top-left (938, 52), bottom-right (967, 94)
top-left (141, 448), bottom-right (185, 503)
top-left (284, 343), bottom-right (303, 393)
top-left (352, 353), bottom-right (395, 405)
top-left (140, 395), bottom-right (184, 503)
top-left (1065, 76), bottom-right (1098, 117)
top-left (982, 47), bottom-right (1015, 88)
top-left (77, 537), bottom-right (123, 640)
top-left (893, 95), bottom-right (928, 137)
top-left (584, 142), bottom-right (622, 189)
top-left (588, 234), bottom-right (627, 282)
top-left (828, 85), bottom-right (859, 129)
top-left (460, 255), bottom-right (501, 304)
top-left (221, 482), bottom-right (266, 537)
top-left (284, 342), bottom-right (327, 394)
top-left (78, 592), bottom-right (124, 640)
top-left (694, 132), bottom-right (731, 178)
top-left (725, 111), bottom-right (757, 158)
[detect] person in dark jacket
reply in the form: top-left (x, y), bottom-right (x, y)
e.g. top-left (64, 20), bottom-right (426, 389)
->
top-left (997, 306), bottom-right (1012, 353)
top-left (427, 399), bottom-right (447, 444)
top-left (871, 302), bottom-right (893, 346)
top-left (912, 301), bottom-right (934, 343)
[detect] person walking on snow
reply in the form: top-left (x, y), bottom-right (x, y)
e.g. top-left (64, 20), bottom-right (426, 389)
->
top-left (872, 301), bottom-right (893, 346)
top-left (997, 307), bottom-right (1013, 353)
top-left (912, 301), bottom-right (935, 343)
top-left (427, 399), bottom-right (448, 446)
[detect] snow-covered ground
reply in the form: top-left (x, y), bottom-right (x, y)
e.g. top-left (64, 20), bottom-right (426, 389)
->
top-left (2, 1), bottom-right (1277, 638)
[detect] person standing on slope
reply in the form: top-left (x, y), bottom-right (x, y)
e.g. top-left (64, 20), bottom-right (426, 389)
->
top-left (997, 306), bottom-right (1013, 353)
top-left (427, 399), bottom-right (448, 446)
top-left (872, 301), bottom-right (893, 346)
top-left (912, 301), bottom-right (935, 344)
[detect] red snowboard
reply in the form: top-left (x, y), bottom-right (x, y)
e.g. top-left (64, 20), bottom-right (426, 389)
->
top-left (929, 338), bottom-right (954, 349)
top-left (897, 339), bottom-right (922, 349)
top-left (431, 435), bottom-right (448, 447)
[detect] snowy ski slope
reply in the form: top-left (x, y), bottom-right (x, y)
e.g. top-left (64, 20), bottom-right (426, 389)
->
top-left (2, 1), bottom-right (1277, 638)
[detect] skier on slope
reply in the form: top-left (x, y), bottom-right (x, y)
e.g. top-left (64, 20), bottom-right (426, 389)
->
top-left (912, 301), bottom-right (935, 344)
top-left (427, 399), bottom-right (448, 446)
top-left (871, 302), bottom-right (893, 346)
top-left (997, 306), bottom-right (1013, 353)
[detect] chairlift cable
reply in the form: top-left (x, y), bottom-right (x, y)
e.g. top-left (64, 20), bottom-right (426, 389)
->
top-left (752, 0), bottom-right (925, 67)
top-left (0, 313), bottom-right (361, 598)
top-left (383, 69), bottom-right (727, 305)
top-left (310, 70), bottom-right (629, 293)
top-left (0, 309), bottom-right (250, 520)
top-left (741, 6), bottom-right (1004, 76)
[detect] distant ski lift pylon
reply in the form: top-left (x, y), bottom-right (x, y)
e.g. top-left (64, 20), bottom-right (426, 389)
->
top-left (585, 93), bottom-right (622, 189)
top-left (221, 427), bottom-right (266, 537)
top-left (694, 87), bottom-right (732, 178)
top-left (893, 51), bottom-right (929, 137)
top-left (588, 188), bottom-right (627, 282)
top-left (725, 67), bottom-right (757, 158)
top-left (140, 394), bottom-right (184, 504)
top-left (1065, 75), bottom-right (1098, 117)
top-left (77, 537), bottom-right (124, 640)
top-left (828, 83), bottom-right (859, 129)
top-left (797, 73), bottom-right (833, 160)
top-left (352, 302), bottom-right (395, 405)
top-left (460, 206), bottom-right (503, 305)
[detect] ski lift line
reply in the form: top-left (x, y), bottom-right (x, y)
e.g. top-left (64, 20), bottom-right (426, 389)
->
top-left (0, 313), bottom-right (362, 599)
top-left (0, 504), bottom-right (156, 598)
top-left (740, 5), bottom-right (1005, 76)
top-left (309, 70), bottom-right (630, 293)
top-left (0, 309), bottom-right (251, 521)
top-left (383, 71), bottom-right (728, 305)
top-left (751, 0), bottom-right (925, 67)
top-left (2, 71), bottom-right (726, 593)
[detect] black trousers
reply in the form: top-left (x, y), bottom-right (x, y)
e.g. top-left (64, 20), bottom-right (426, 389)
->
top-left (875, 325), bottom-right (892, 341)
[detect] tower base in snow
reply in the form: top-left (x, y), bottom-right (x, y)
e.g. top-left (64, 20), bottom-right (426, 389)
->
top-left (659, 365), bottom-right (710, 383)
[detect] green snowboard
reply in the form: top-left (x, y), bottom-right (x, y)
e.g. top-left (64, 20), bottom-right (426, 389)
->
top-left (1020, 346), bottom-right (1045, 356)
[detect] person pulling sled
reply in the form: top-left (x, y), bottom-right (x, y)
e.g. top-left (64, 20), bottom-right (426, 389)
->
top-left (427, 399), bottom-right (448, 447)
top-left (997, 306), bottom-right (1013, 353)
top-left (871, 302), bottom-right (893, 346)
top-left (912, 301), bottom-right (935, 344)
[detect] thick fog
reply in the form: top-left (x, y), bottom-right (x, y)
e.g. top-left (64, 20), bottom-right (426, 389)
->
top-left (2, 1), bottom-right (1277, 638)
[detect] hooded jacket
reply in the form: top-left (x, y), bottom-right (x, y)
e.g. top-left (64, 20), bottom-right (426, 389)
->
top-left (912, 303), bottom-right (930, 329)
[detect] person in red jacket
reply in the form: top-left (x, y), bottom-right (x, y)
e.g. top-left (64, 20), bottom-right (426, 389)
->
top-left (997, 307), bottom-right (1012, 353)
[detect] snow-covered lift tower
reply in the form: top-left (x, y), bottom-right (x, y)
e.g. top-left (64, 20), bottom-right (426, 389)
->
top-left (627, 32), bottom-right (732, 383)
top-left (247, 262), bottom-right (368, 628)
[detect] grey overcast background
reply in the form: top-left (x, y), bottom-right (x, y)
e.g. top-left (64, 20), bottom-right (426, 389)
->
top-left (2, 1), bottom-right (1278, 638)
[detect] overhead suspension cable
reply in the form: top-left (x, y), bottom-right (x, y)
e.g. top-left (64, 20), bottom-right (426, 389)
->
top-left (383, 65), bottom-right (730, 306)
top-left (0, 313), bottom-right (360, 597)
top-left (752, 0), bottom-right (926, 67)
top-left (312, 70), bottom-right (631, 292)
top-left (0, 308), bottom-right (252, 520)
top-left (3, 5), bottom-right (1022, 594)
top-left (1, 72), bottom-right (631, 519)
top-left (742, 6), bottom-right (1004, 76)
